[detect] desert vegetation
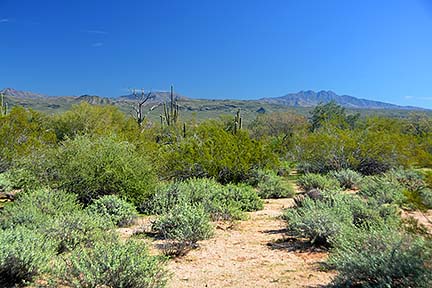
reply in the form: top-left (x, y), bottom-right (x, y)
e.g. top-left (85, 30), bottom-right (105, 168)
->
top-left (1, 101), bottom-right (432, 287)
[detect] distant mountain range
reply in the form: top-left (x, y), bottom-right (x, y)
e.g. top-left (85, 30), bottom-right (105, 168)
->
top-left (260, 90), bottom-right (420, 110)
top-left (0, 87), bottom-right (426, 111)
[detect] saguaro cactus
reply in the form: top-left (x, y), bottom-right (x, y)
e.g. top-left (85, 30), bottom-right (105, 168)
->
top-left (161, 85), bottom-right (179, 126)
top-left (234, 109), bottom-right (242, 134)
top-left (0, 92), bottom-right (8, 116)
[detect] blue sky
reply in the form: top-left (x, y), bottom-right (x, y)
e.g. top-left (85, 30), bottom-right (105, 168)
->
top-left (1, 0), bottom-right (432, 108)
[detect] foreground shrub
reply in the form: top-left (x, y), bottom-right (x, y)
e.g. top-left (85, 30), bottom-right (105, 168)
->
top-left (152, 203), bottom-right (213, 255)
top-left (56, 240), bottom-right (168, 288)
top-left (284, 193), bottom-right (400, 246)
top-left (88, 195), bottom-right (138, 227)
top-left (329, 225), bottom-right (432, 287)
top-left (11, 135), bottom-right (157, 205)
top-left (0, 189), bottom-right (80, 229)
top-left (249, 170), bottom-right (294, 198)
top-left (297, 173), bottom-right (339, 192)
top-left (329, 169), bottom-right (362, 190)
top-left (43, 210), bottom-right (112, 253)
top-left (420, 188), bottom-right (432, 209)
top-left (0, 173), bottom-right (10, 192)
top-left (386, 168), bottom-right (426, 192)
top-left (0, 227), bottom-right (55, 288)
top-left (142, 178), bottom-right (263, 220)
top-left (359, 176), bottom-right (406, 205)
top-left (283, 195), bottom-right (353, 246)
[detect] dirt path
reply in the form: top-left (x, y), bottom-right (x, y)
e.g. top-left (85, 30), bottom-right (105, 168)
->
top-left (165, 198), bottom-right (335, 288)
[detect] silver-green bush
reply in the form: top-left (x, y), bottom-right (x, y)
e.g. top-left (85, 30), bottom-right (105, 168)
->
top-left (0, 226), bottom-right (55, 287)
top-left (55, 240), bottom-right (168, 288)
top-left (329, 225), bottom-right (432, 287)
top-left (87, 195), bottom-right (138, 227)
top-left (297, 173), bottom-right (340, 191)
top-left (329, 169), bottom-right (362, 190)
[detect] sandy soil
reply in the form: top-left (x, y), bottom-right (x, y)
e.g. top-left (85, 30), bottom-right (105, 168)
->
top-left (161, 198), bottom-right (335, 288)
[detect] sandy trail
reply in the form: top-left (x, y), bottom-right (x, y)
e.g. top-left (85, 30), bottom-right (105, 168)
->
top-left (165, 198), bottom-right (335, 288)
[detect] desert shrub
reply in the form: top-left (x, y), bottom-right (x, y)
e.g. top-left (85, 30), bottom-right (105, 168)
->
top-left (284, 192), bottom-right (400, 246)
top-left (297, 173), bottom-right (339, 191)
top-left (0, 107), bottom-right (57, 172)
top-left (0, 189), bottom-right (81, 229)
top-left (55, 239), bottom-right (168, 288)
top-left (0, 226), bottom-right (55, 288)
top-left (42, 210), bottom-right (113, 253)
top-left (386, 168), bottom-right (426, 192)
top-left (223, 183), bottom-right (263, 211)
top-left (87, 195), bottom-right (138, 227)
top-left (329, 169), bottom-right (362, 190)
top-left (329, 225), bottom-right (432, 287)
top-left (248, 169), bottom-right (295, 198)
top-left (10, 135), bottom-right (157, 205)
top-left (420, 188), bottom-right (432, 209)
top-left (142, 178), bottom-right (262, 220)
top-left (0, 173), bottom-right (10, 192)
top-left (359, 176), bottom-right (406, 205)
top-left (152, 203), bottom-right (213, 255)
top-left (284, 195), bottom-right (353, 246)
top-left (50, 102), bottom-right (137, 142)
top-left (158, 121), bottom-right (278, 184)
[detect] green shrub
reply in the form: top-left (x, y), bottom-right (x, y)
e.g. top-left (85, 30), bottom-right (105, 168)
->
top-left (0, 189), bottom-right (81, 229)
top-left (152, 203), bottom-right (213, 255)
top-left (359, 176), bottom-right (406, 205)
top-left (420, 188), bottom-right (432, 209)
top-left (297, 173), bottom-right (339, 191)
top-left (56, 239), bottom-right (168, 288)
top-left (0, 226), bottom-right (55, 288)
top-left (284, 193), bottom-right (400, 246)
top-left (0, 173), bottom-right (10, 192)
top-left (329, 169), bottom-right (362, 190)
top-left (283, 195), bottom-right (353, 246)
top-left (329, 225), bottom-right (432, 287)
top-left (10, 135), bottom-right (157, 205)
top-left (42, 210), bottom-right (113, 253)
top-left (249, 170), bottom-right (295, 198)
top-left (386, 168), bottom-right (426, 192)
top-left (142, 178), bottom-right (262, 221)
top-left (88, 195), bottom-right (138, 227)
top-left (158, 121), bottom-right (278, 184)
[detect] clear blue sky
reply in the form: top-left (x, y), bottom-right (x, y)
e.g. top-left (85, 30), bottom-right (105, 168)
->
top-left (1, 0), bottom-right (432, 108)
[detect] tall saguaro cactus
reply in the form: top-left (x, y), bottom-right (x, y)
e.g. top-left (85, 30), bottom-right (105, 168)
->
top-left (0, 92), bottom-right (8, 116)
top-left (234, 109), bottom-right (242, 134)
top-left (162, 85), bottom-right (179, 126)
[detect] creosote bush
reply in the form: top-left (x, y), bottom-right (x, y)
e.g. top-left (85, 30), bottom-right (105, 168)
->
top-left (10, 135), bottom-right (157, 205)
top-left (0, 226), bottom-right (55, 288)
top-left (297, 173), bottom-right (339, 192)
top-left (157, 121), bottom-right (278, 184)
top-left (88, 195), bottom-right (138, 227)
top-left (55, 239), bottom-right (168, 288)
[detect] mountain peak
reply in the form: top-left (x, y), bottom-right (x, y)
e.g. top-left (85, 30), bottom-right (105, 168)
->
top-left (0, 88), bottom-right (47, 99)
top-left (260, 90), bottom-right (418, 109)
